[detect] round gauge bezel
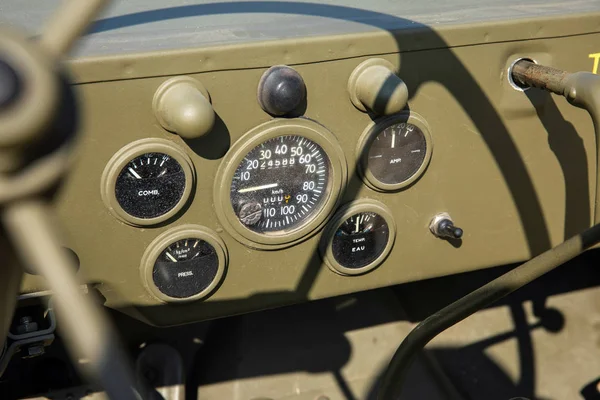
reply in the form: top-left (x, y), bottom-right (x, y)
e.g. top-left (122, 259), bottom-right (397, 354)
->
top-left (140, 225), bottom-right (228, 303)
top-left (101, 138), bottom-right (195, 227)
top-left (357, 111), bottom-right (433, 192)
top-left (320, 199), bottom-right (396, 276)
top-left (214, 118), bottom-right (347, 250)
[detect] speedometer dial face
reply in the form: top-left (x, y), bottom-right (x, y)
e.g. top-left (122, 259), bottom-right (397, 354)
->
top-left (230, 135), bottom-right (331, 234)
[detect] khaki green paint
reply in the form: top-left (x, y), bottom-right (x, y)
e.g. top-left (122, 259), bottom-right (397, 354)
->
top-left (347, 58), bottom-right (408, 115)
top-left (152, 76), bottom-right (215, 140)
top-left (67, 13), bottom-right (600, 84)
top-left (16, 22), bottom-right (600, 326)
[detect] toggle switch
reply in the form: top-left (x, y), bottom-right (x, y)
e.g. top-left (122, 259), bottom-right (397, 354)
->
top-left (430, 213), bottom-right (464, 240)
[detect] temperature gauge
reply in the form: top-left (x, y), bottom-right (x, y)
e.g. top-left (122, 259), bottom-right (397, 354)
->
top-left (358, 112), bottom-right (432, 191)
top-left (102, 139), bottom-right (195, 226)
top-left (321, 201), bottom-right (395, 275)
top-left (141, 226), bottom-right (227, 302)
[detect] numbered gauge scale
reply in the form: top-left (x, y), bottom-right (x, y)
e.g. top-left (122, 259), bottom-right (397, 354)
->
top-left (214, 119), bottom-right (347, 249)
top-left (230, 135), bottom-right (330, 233)
top-left (101, 139), bottom-right (195, 226)
top-left (357, 112), bottom-right (433, 192)
top-left (140, 225), bottom-right (227, 302)
top-left (114, 153), bottom-right (186, 219)
top-left (320, 200), bottom-right (396, 276)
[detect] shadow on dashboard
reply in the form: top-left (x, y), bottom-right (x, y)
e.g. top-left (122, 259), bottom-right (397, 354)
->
top-left (526, 91), bottom-right (592, 239)
top-left (183, 112), bottom-right (231, 160)
top-left (89, 0), bottom-right (574, 321)
top-left (8, 250), bottom-right (593, 399)
top-left (90, 250), bottom-right (600, 400)
top-left (84, 2), bottom-right (596, 398)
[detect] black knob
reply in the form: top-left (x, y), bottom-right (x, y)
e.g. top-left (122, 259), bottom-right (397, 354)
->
top-left (0, 59), bottom-right (21, 109)
top-left (257, 65), bottom-right (306, 116)
top-left (437, 219), bottom-right (463, 240)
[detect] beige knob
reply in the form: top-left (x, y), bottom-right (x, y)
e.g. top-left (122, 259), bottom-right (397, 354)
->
top-left (153, 76), bottom-right (215, 139)
top-left (348, 58), bottom-right (408, 115)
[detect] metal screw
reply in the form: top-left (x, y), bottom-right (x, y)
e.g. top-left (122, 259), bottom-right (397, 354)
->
top-left (16, 316), bottom-right (38, 334)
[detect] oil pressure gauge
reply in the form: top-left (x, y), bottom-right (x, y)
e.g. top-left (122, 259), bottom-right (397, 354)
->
top-left (357, 112), bottom-right (432, 191)
top-left (101, 139), bottom-right (195, 226)
top-left (320, 200), bottom-right (396, 276)
top-left (141, 225), bottom-right (227, 302)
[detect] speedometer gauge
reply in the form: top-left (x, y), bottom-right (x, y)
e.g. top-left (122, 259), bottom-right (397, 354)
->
top-left (214, 119), bottom-right (347, 250)
top-left (230, 135), bottom-right (330, 233)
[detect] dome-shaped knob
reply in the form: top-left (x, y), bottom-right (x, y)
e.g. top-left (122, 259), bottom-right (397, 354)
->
top-left (348, 58), bottom-right (408, 115)
top-left (153, 77), bottom-right (215, 139)
top-left (257, 65), bottom-right (306, 116)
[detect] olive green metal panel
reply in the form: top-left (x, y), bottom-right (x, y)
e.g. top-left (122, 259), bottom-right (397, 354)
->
top-left (19, 15), bottom-right (600, 325)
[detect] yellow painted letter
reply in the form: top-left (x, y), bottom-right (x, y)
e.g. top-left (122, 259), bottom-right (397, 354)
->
top-left (590, 53), bottom-right (600, 74)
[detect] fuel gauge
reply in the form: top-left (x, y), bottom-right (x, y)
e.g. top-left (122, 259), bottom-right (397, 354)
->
top-left (102, 139), bottom-right (195, 226)
top-left (115, 153), bottom-right (186, 219)
top-left (321, 200), bottom-right (395, 275)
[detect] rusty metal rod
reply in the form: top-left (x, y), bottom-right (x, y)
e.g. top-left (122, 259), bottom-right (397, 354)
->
top-left (511, 60), bottom-right (570, 95)
top-left (511, 60), bottom-right (600, 225)
top-left (379, 60), bottom-right (600, 399)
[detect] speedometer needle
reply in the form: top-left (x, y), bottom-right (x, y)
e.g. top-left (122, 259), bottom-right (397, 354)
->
top-left (238, 183), bottom-right (278, 193)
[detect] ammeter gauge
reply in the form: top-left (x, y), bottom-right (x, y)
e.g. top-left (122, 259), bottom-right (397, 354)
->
top-left (141, 225), bottom-right (227, 302)
top-left (101, 139), bottom-right (195, 226)
top-left (320, 200), bottom-right (395, 275)
top-left (357, 112), bottom-right (432, 191)
top-left (214, 119), bottom-right (347, 250)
